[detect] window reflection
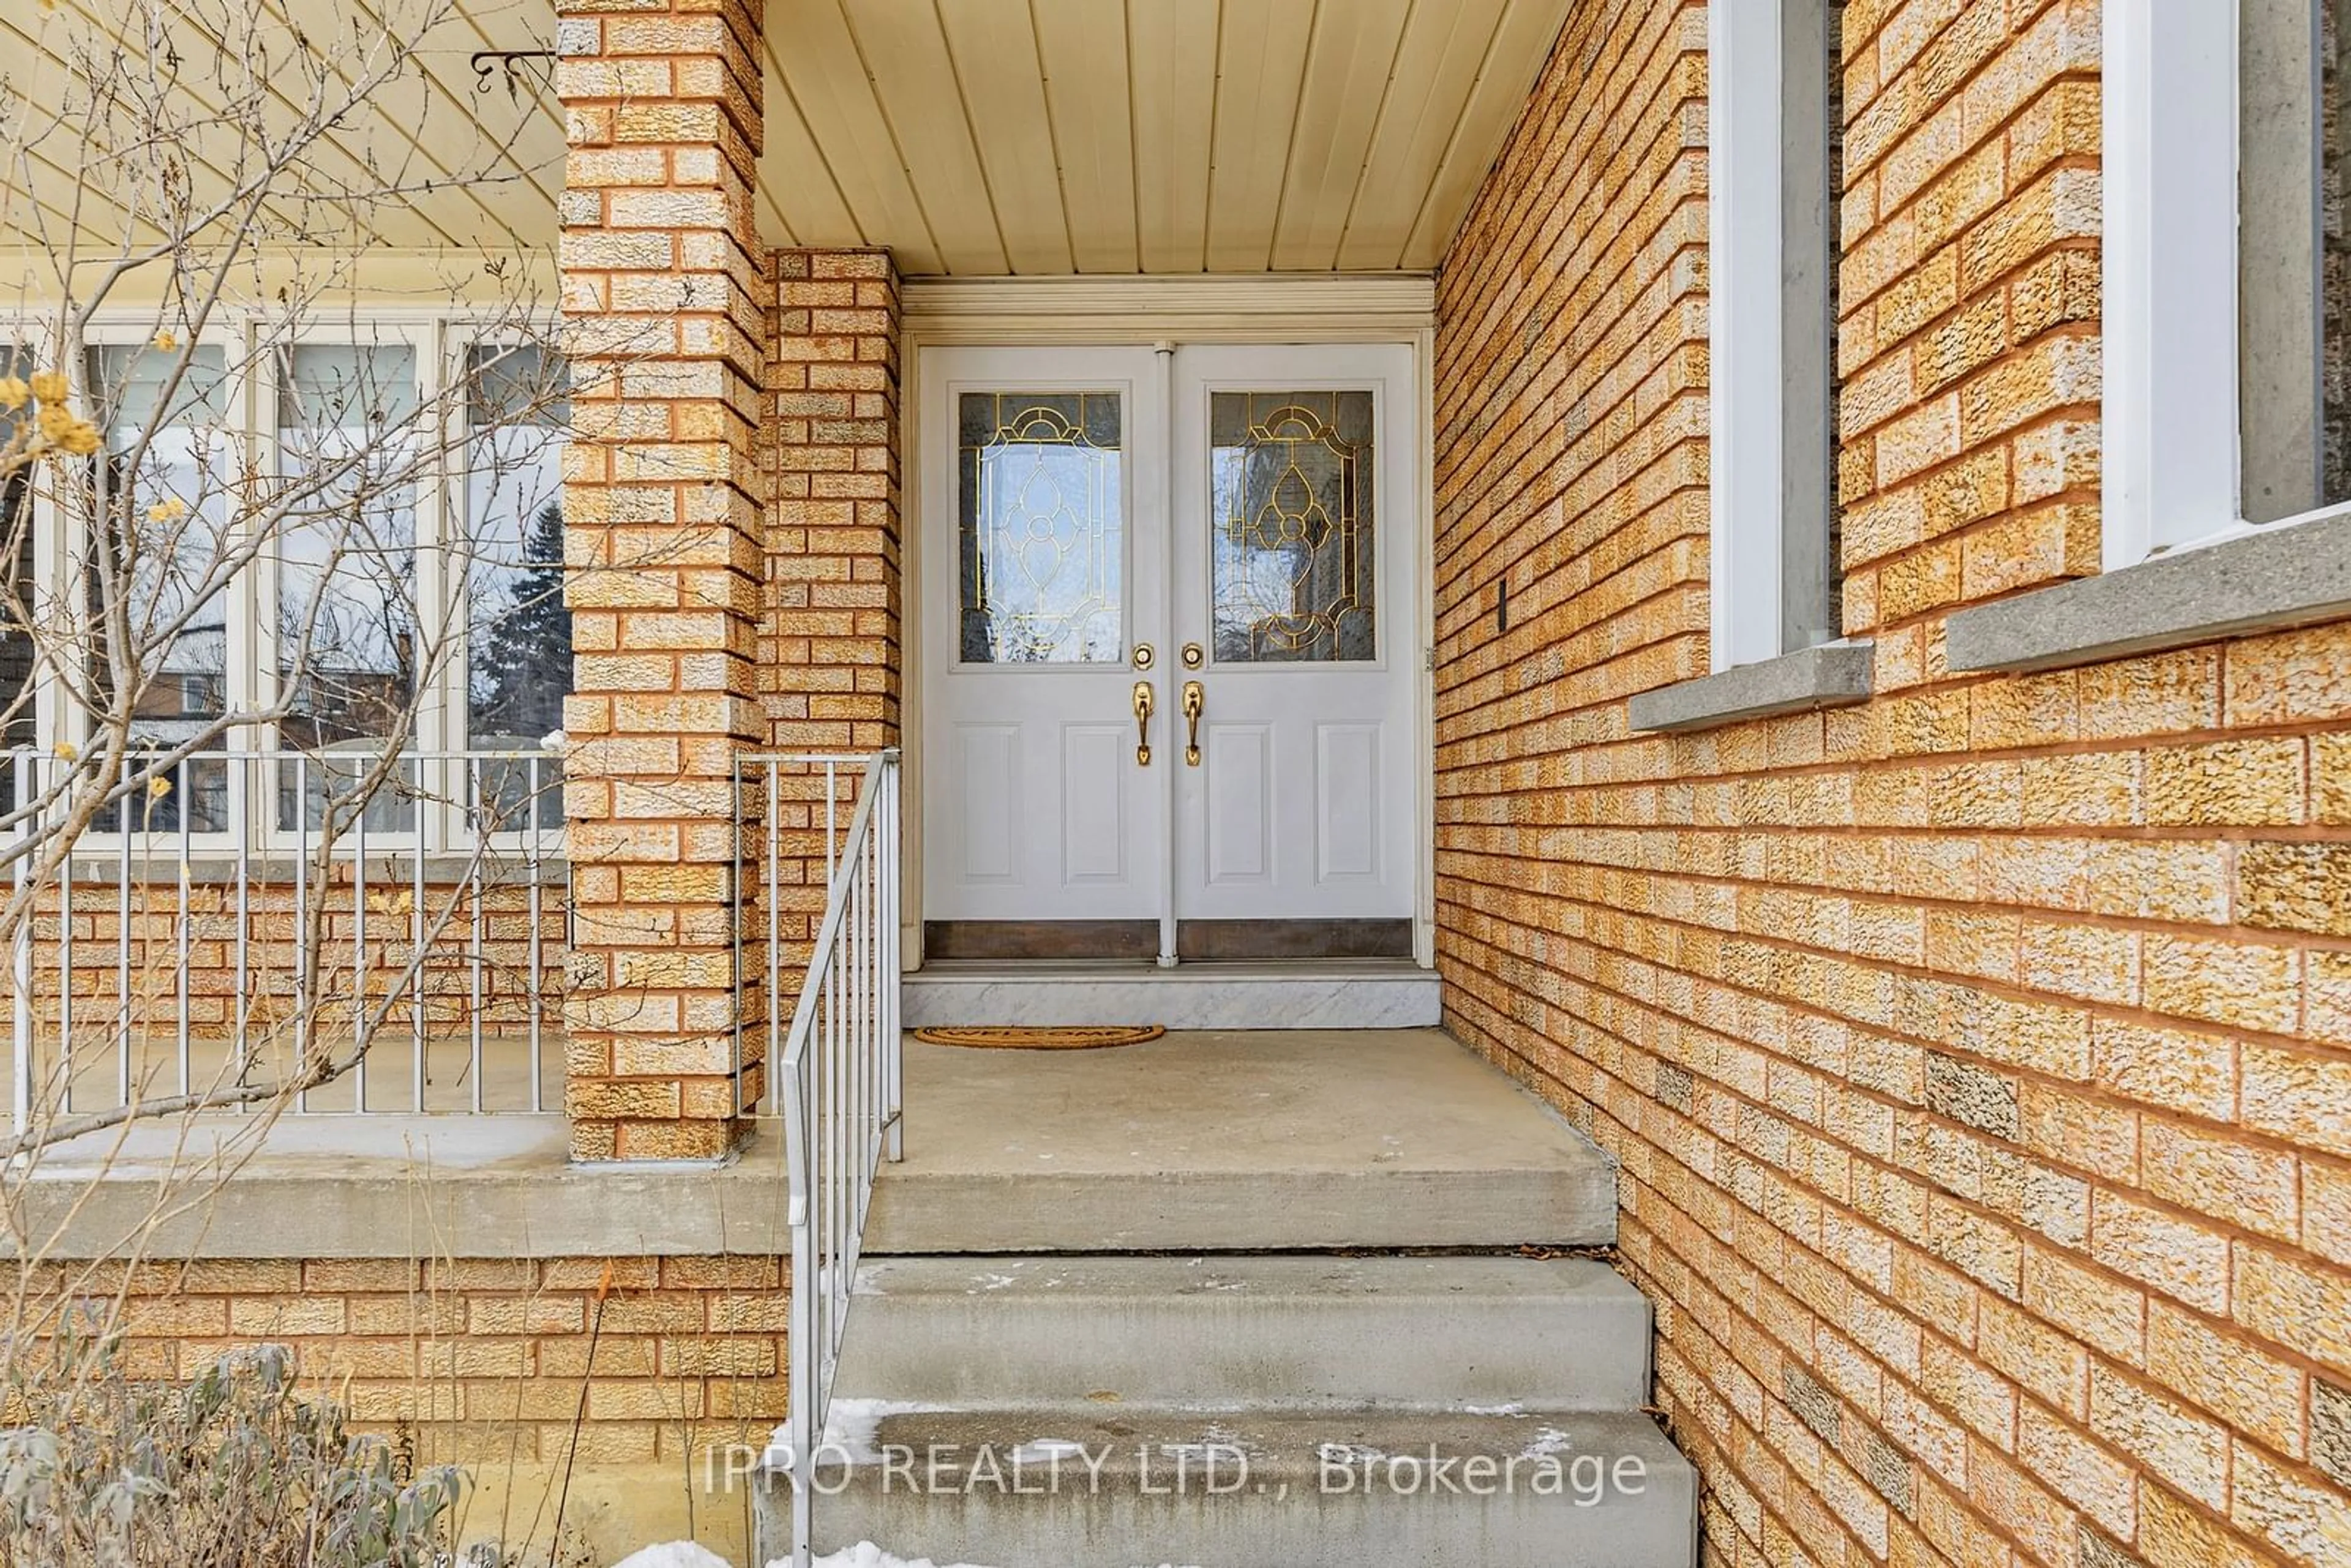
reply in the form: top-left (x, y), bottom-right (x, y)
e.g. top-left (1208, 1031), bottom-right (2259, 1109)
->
top-left (463, 344), bottom-right (568, 831)
top-left (274, 342), bottom-right (419, 831)
top-left (86, 342), bottom-right (234, 831)
top-left (1209, 390), bottom-right (1376, 664)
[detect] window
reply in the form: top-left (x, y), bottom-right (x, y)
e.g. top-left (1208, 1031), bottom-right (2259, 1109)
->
top-left (1707, 0), bottom-right (1845, 670)
top-left (956, 389), bottom-right (1125, 664)
top-left (0, 345), bottom-right (36, 809)
top-left (2107, 0), bottom-right (2351, 561)
top-left (461, 343), bottom-right (569, 832)
top-left (1210, 390), bottom-right (1378, 664)
top-left (272, 340), bottom-right (421, 757)
top-left (42, 321), bottom-right (567, 840)
top-left (84, 340), bottom-right (238, 831)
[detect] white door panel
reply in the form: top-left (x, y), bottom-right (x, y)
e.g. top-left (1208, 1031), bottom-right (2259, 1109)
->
top-left (1315, 722), bottom-right (1384, 883)
top-left (1059, 722), bottom-right (1131, 885)
top-left (1169, 344), bottom-right (1416, 923)
top-left (920, 348), bottom-right (1166, 923)
top-left (951, 723), bottom-right (1022, 883)
top-left (1203, 721), bottom-right (1275, 885)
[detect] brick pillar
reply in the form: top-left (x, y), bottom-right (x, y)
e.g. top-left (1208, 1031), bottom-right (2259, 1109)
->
top-left (758, 250), bottom-right (902, 957)
top-left (555, 0), bottom-right (767, 1162)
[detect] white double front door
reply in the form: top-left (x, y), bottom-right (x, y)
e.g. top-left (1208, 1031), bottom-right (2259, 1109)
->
top-left (918, 342), bottom-right (1417, 959)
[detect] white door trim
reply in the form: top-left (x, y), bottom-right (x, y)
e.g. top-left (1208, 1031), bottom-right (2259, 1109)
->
top-left (904, 274), bottom-right (1436, 345)
top-left (901, 280), bottom-right (1436, 972)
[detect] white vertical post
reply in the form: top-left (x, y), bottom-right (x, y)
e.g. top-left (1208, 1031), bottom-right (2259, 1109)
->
top-left (768, 762), bottom-right (781, 1117)
top-left (527, 752), bottom-right (545, 1113)
top-left (114, 805), bottom-right (130, 1106)
top-left (1708, 0), bottom-right (1789, 670)
top-left (468, 755), bottom-right (486, 1114)
top-left (352, 798), bottom-right (368, 1112)
top-left (233, 756), bottom-right (250, 1103)
top-left (412, 758), bottom-right (427, 1112)
top-left (295, 756), bottom-right (312, 1114)
top-left (11, 752), bottom-right (33, 1133)
top-left (176, 765), bottom-right (190, 1095)
top-left (57, 779), bottom-right (71, 1116)
top-left (882, 752), bottom-right (901, 1161)
top-left (2103, 0), bottom-right (2242, 563)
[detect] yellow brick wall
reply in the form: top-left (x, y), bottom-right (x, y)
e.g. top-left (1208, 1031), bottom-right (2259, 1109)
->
top-left (15, 1253), bottom-right (786, 1556)
top-left (764, 247), bottom-right (901, 762)
top-left (43, 1255), bottom-right (788, 1452)
top-left (1434, 2), bottom-right (2351, 1566)
top-left (759, 247), bottom-right (902, 957)
top-left (556, 0), bottom-right (771, 1161)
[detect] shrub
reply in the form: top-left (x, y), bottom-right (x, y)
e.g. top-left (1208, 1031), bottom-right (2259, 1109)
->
top-left (0, 1332), bottom-right (465, 1567)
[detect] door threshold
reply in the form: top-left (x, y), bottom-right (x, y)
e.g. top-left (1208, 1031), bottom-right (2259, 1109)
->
top-left (913, 956), bottom-right (1427, 976)
top-left (904, 958), bottom-right (1438, 1030)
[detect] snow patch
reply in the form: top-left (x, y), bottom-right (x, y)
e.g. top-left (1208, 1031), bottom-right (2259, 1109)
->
top-left (763, 1398), bottom-right (937, 1469)
top-left (798, 1548), bottom-right (1198, 1568)
top-left (1003, 1438), bottom-right (1092, 1465)
top-left (1519, 1425), bottom-right (1577, 1460)
top-left (612, 1544), bottom-right (732, 1568)
top-left (803, 1548), bottom-right (989, 1568)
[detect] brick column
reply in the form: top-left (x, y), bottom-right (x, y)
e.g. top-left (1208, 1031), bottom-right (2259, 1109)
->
top-left (757, 249), bottom-right (902, 958)
top-left (555, 0), bottom-right (767, 1161)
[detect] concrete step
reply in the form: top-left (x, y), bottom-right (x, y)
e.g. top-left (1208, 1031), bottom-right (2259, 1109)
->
top-left (904, 961), bottom-right (1442, 1030)
top-left (868, 1030), bottom-right (1618, 1251)
top-left (782, 1405), bottom-right (1697, 1568)
top-left (833, 1255), bottom-right (1652, 1412)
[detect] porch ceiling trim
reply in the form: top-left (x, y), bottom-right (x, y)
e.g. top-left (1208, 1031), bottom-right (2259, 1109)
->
top-left (901, 274), bottom-right (1438, 345)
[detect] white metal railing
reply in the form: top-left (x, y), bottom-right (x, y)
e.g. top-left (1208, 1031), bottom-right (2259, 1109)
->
top-left (741, 749), bottom-right (901, 1567)
top-left (2, 748), bottom-right (566, 1127)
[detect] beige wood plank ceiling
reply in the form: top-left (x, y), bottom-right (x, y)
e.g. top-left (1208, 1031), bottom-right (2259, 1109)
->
top-left (2, 0), bottom-right (1572, 278)
top-left (755, 0), bottom-right (1576, 275)
top-left (0, 0), bottom-right (565, 255)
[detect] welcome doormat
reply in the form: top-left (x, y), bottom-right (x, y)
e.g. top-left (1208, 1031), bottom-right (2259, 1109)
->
top-left (910, 1025), bottom-right (1166, 1050)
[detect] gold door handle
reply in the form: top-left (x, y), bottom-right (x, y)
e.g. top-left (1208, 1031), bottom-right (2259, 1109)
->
top-left (1133, 680), bottom-right (1155, 765)
top-left (1182, 680), bottom-right (1204, 767)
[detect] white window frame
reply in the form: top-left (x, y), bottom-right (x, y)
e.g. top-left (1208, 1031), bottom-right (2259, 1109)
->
top-left (1708, 0), bottom-right (1840, 671)
top-left (2104, 0), bottom-right (2351, 565)
top-left (30, 310), bottom-right (566, 852)
top-left (261, 317), bottom-right (448, 773)
top-left (448, 327), bottom-right (572, 757)
top-left (67, 318), bottom-right (260, 849)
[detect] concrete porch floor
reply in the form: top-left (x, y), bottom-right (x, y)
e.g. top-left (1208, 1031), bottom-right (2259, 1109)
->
top-left (865, 1027), bottom-right (1618, 1253)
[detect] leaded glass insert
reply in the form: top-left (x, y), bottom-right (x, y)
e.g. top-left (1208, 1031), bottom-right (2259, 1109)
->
top-left (1210, 390), bottom-right (1375, 663)
top-left (958, 391), bottom-right (1123, 664)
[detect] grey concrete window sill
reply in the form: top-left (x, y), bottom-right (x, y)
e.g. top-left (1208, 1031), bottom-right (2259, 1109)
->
top-left (1628, 639), bottom-right (1875, 733)
top-left (1946, 509), bottom-right (2351, 673)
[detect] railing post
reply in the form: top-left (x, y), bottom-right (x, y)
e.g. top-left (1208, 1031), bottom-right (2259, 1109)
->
top-left (11, 751), bottom-right (34, 1133)
top-left (882, 751), bottom-right (901, 1161)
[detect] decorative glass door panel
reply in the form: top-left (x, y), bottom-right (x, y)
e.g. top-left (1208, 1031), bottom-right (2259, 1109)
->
top-left (1209, 389), bottom-right (1377, 663)
top-left (958, 390), bottom-right (1124, 664)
